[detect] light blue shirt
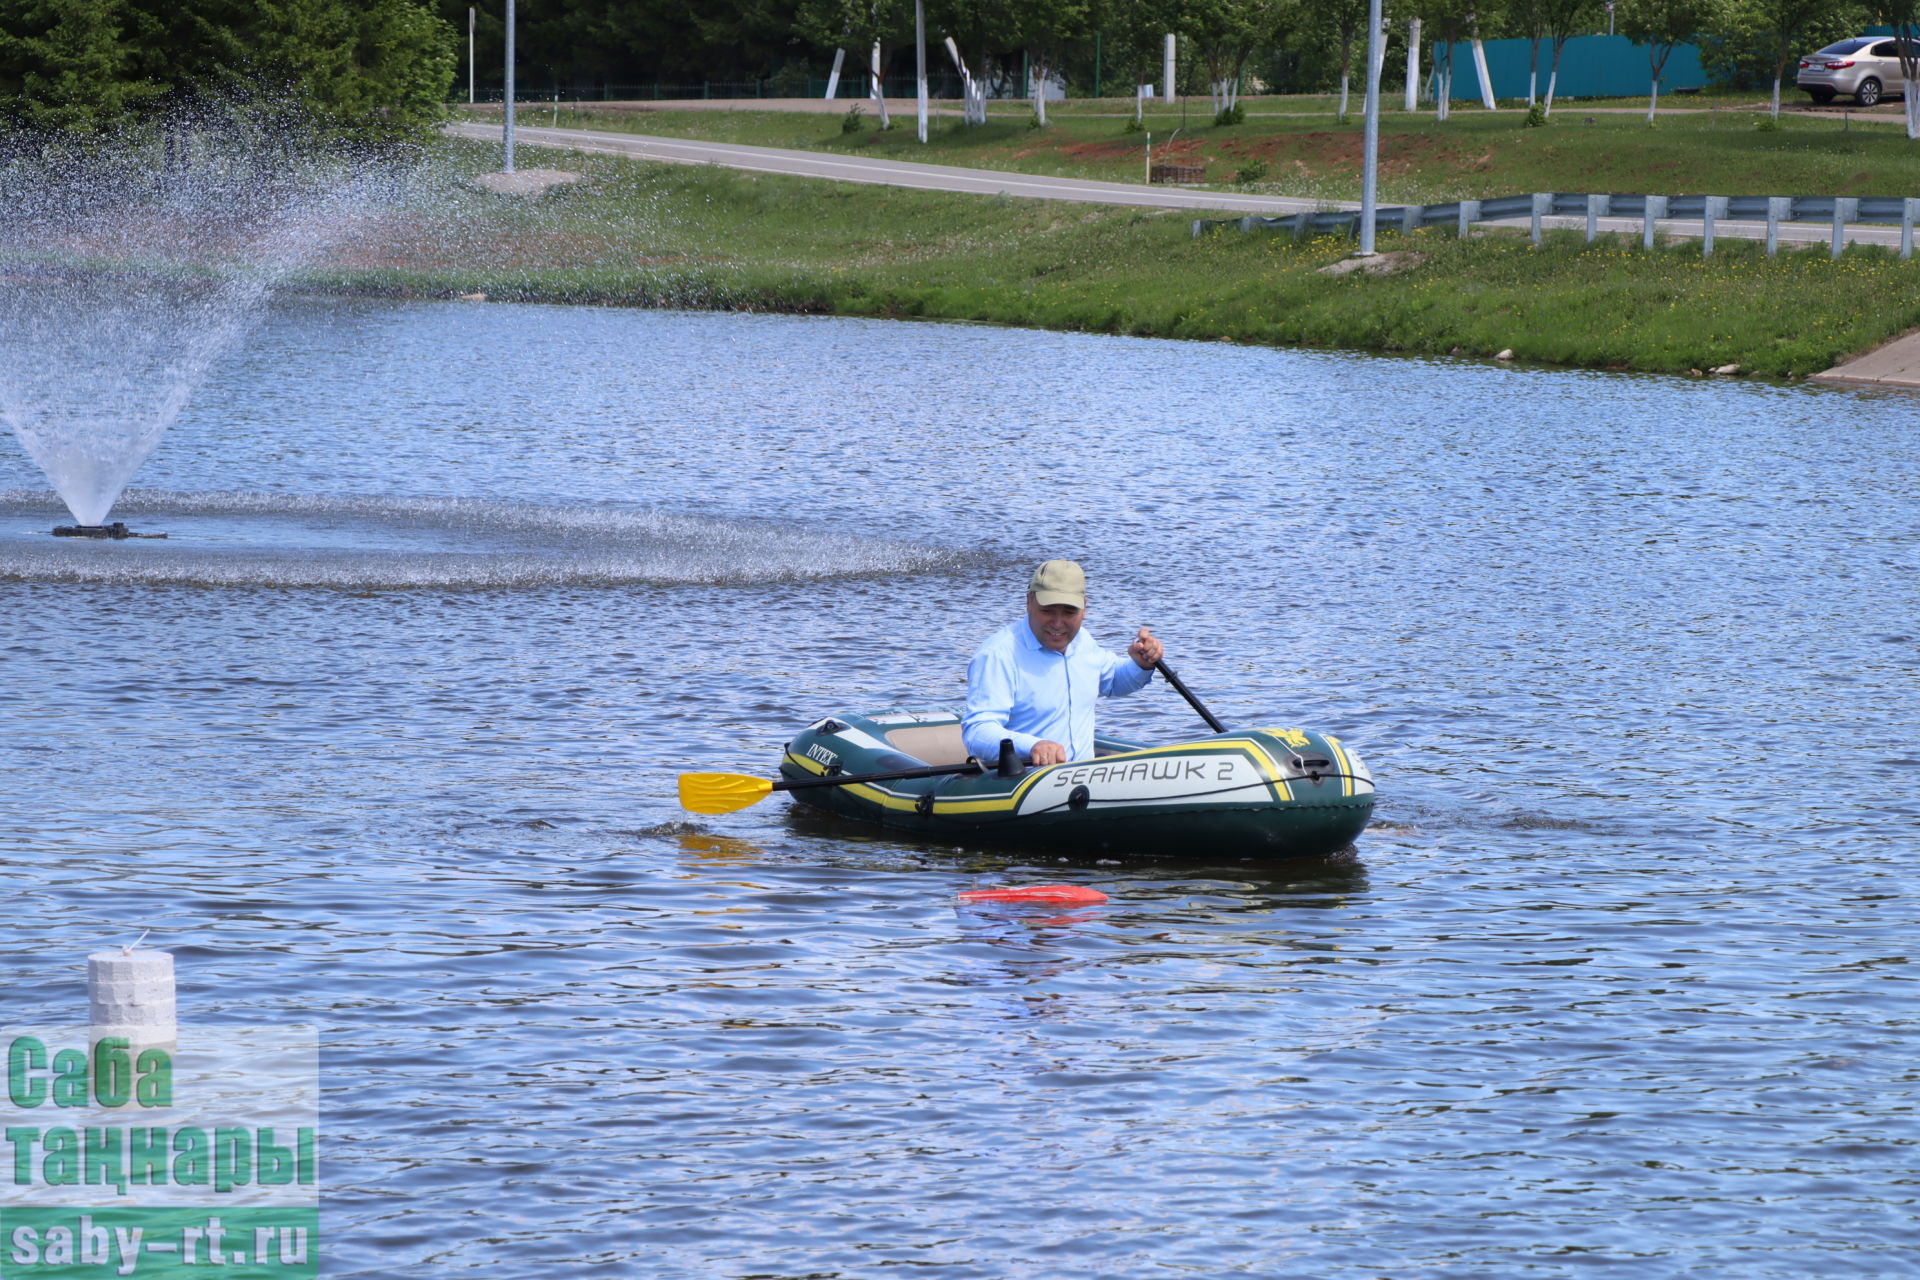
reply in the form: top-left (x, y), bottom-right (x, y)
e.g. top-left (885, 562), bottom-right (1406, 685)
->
top-left (963, 620), bottom-right (1155, 763)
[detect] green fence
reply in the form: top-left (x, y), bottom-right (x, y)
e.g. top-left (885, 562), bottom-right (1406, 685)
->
top-left (1439, 34), bottom-right (1707, 100)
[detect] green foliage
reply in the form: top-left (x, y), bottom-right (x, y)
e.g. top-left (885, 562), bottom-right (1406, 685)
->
top-left (1233, 157), bottom-right (1270, 181)
top-left (1214, 103), bottom-right (1246, 124)
top-left (1755, 111), bottom-right (1782, 128)
top-left (0, 0), bottom-right (162, 131)
top-left (1524, 101), bottom-right (1550, 125)
top-left (841, 105), bottom-right (864, 133)
top-left (0, 0), bottom-right (457, 142)
top-left (1122, 113), bottom-right (1145, 132)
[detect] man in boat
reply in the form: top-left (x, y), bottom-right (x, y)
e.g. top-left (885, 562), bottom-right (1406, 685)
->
top-left (962, 559), bottom-right (1164, 767)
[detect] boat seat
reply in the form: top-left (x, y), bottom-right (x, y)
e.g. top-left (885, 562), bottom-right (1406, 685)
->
top-left (884, 723), bottom-right (972, 767)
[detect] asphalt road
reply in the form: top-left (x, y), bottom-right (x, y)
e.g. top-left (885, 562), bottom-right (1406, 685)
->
top-left (445, 120), bottom-right (1328, 215)
top-left (447, 119), bottom-right (1916, 252)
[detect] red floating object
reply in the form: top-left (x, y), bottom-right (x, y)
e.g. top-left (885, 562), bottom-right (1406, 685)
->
top-left (956, 884), bottom-right (1109, 905)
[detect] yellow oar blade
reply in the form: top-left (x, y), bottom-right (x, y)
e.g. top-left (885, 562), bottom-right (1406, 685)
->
top-left (678, 772), bottom-right (775, 815)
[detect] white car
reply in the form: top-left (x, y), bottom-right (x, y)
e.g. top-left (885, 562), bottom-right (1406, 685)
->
top-left (1797, 36), bottom-right (1915, 107)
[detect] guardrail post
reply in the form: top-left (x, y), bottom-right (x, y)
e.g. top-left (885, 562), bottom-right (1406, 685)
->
top-left (1458, 199), bottom-right (1481, 240)
top-left (1766, 196), bottom-right (1789, 257)
top-left (1531, 193), bottom-right (1550, 245)
top-left (1402, 204), bottom-right (1420, 236)
top-left (1703, 196), bottom-right (1726, 258)
top-left (1642, 195), bottom-right (1668, 249)
top-left (1191, 220), bottom-right (1205, 239)
top-left (1239, 215), bottom-right (1255, 234)
top-left (1905, 198), bottom-right (1920, 259)
top-left (1586, 194), bottom-right (1610, 243)
top-left (1832, 197), bottom-right (1858, 259)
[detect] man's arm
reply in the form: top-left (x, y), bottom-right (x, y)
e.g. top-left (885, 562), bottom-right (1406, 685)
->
top-left (1099, 626), bottom-right (1163, 697)
top-left (963, 649), bottom-right (1045, 762)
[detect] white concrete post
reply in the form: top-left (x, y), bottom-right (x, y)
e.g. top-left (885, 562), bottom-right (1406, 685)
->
top-left (1703, 196), bottom-right (1726, 257)
top-left (1531, 192), bottom-right (1550, 244)
top-left (1643, 195), bottom-right (1668, 249)
top-left (1586, 193), bottom-right (1610, 242)
top-left (1458, 199), bottom-right (1480, 239)
top-left (1406, 19), bottom-right (1422, 111)
top-left (915, 0), bottom-right (927, 143)
top-left (826, 48), bottom-right (845, 99)
top-left (89, 945), bottom-right (175, 1046)
top-left (1472, 40), bottom-right (1496, 109)
top-left (1831, 197), bottom-right (1857, 258)
top-left (1164, 35), bottom-right (1176, 103)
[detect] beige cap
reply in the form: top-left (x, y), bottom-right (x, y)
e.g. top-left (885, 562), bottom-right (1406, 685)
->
top-left (1028, 559), bottom-right (1086, 609)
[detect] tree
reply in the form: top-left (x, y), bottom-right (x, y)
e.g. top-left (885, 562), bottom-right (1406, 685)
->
top-left (1418, 0), bottom-right (1475, 117)
top-left (1739, 0), bottom-right (1857, 117)
top-left (1092, 0), bottom-right (1180, 121)
top-left (1881, 0), bottom-right (1920, 138)
top-left (1, 0), bottom-right (457, 142)
top-left (1303, 0), bottom-right (1368, 118)
top-left (1538, 0), bottom-right (1595, 112)
top-left (0, 0), bottom-right (159, 131)
top-left (1508, 0), bottom-right (1548, 102)
top-left (794, 0), bottom-right (911, 127)
top-left (1181, 0), bottom-right (1295, 117)
top-left (1618, 0), bottom-right (1722, 121)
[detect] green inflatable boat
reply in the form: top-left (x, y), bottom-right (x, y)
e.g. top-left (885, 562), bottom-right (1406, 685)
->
top-left (776, 709), bottom-right (1375, 858)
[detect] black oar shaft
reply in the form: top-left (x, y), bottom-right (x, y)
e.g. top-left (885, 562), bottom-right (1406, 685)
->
top-left (775, 760), bottom-right (983, 792)
top-left (1155, 660), bottom-right (1227, 734)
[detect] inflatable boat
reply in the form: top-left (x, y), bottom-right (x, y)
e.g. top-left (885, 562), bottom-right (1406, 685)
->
top-left (776, 709), bottom-right (1375, 858)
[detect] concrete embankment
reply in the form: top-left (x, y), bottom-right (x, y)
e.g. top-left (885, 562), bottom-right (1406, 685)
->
top-left (1812, 329), bottom-right (1920, 388)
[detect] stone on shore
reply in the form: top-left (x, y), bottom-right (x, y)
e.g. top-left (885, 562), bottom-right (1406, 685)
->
top-left (473, 169), bottom-right (583, 197)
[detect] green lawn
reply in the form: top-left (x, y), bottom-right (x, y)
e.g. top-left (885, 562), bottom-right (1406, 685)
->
top-left (308, 138), bottom-right (1920, 379)
top-left (457, 97), bottom-right (1920, 206)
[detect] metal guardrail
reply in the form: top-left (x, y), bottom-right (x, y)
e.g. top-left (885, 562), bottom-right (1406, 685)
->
top-left (1193, 193), bottom-right (1920, 259)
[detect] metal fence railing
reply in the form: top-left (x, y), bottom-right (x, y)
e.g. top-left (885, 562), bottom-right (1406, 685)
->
top-left (1194, 193), bottom-right (1920, 259)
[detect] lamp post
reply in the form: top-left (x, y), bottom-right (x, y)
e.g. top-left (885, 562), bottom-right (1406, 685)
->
top-left (1358, 0), bottom-right (1383, 253)
top-left (503, 0), bottom-right (516, 173)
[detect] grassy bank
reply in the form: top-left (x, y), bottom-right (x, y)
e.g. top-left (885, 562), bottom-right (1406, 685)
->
top-left (463, 99), bottom-right (1920, 206)
top-left (306, 140), bottom-right (1920, 379)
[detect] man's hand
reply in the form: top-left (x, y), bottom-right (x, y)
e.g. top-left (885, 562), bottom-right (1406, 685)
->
top-left (1030, 740), bottom-right (1069, 767)
top-left (1128, 626), bottom-right (1164, 670)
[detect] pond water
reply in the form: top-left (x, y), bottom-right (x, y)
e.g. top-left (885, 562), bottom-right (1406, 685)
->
top-left (3, 300), bottom-right (1916, 1278)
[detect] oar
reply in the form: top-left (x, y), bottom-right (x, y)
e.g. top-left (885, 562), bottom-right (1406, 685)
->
top-left (680, 740), bottom-right (1022, 815)
top-left (1154, 660), bottom-right (1227, 734)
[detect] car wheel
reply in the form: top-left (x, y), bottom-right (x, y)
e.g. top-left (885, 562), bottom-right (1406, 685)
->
top-left (1857, 77), bottom-right (1883, 106)
top-left (1809, 87), bottom-right (1836, 104)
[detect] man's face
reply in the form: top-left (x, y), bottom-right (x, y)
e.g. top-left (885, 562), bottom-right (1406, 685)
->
top-left (1026, 593), bottom-right (1085, 653)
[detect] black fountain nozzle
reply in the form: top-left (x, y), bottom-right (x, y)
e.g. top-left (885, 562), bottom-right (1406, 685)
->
top-left (51, 522), bottom-right (166, 540)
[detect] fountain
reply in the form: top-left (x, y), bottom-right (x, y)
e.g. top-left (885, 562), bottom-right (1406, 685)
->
top-left (0, 111), bottom-right (394, 536)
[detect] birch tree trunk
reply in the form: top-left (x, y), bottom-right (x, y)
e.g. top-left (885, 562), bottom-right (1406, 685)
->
top-left (1339, 72), bottom-right (1350, 119)
top-left (1647, 77), bottom-right (1659, 124)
